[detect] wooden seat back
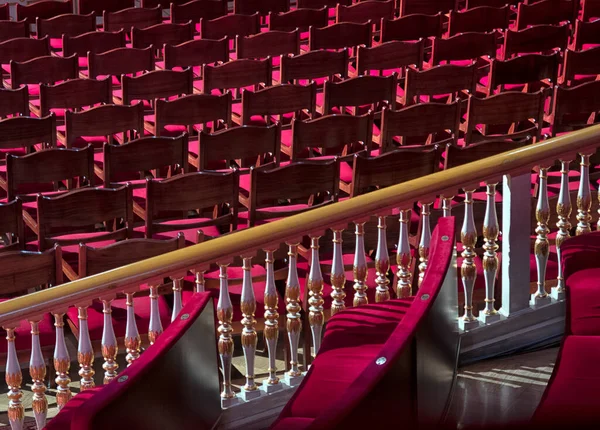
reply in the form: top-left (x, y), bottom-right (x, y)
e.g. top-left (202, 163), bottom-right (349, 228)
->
top-left (0, 200), bottom-right (25, 253)
top-left (241, 82), bottom-right (317, 125)
top-left (448, 5), bottom-right (510, 36)
top-left (199, 13), bottom-right (261, 40)
top-left (236, 30), bottom-right (300, 60)
top-left (36, 12), bottom-right (95, 40)
top-left (404, 63), bottom-right (478, 105)
top-left (103, 6), bottom-right (162, 33)
top-left (10, 55), bottom-right (78, 90)
top-left (131, 22), bottom-right (194, 50)
top-left (516, 0), bottom-right (575, 30)
top-left (551, 80), bottom-right (600, 136)
top-left (122, 69), bottom-right (193, 106)
top-left (562, 47), bottom-right (600, 85)
top-left (0, 114), bottom-right (56, 151)
top-left (323, 74), bottom-right (397, 115)
top-left (16, 0), bottom-right (73, 26)
top-left (234, 0), bottom-right (290, 15)
top-left (171, 0), bottom-right (227, 23)
top-left (381, 13), bottom-right (443, 42)
top-left (308, 21), bottom-right (372, 51)
top-left (0, 87), bottom-right (29, 118)
top-left (39, 78), bottom-right (112, 117)
top-left (356, 40), bottom-right (424, 75)
top-left (336, 0), bottom-right (395, 24)
top-left (486, 52), bottom-right (560, 94)
top-left (164, 38), bottom-right (228, 70)
top-left (0, 37), bottom-right (50, 66)
top-left (503, 24), bottom-right (569, 58)
top-left (268, 7), bottom-right (328, 31)
top-left (88, 47), bottom-right (154, 80)
top-left (78, 0), bottom-right (134, 15)
top-left (280, 49), bottom-right (348, 84)
top-left (431, 31), bottom-right (497, 65)
top-left (0, 21), bottom-right (29, 44)
top-left (63, 30), bottom-right (126, 58)
top-left (0, 248), bottom-right (61, 295)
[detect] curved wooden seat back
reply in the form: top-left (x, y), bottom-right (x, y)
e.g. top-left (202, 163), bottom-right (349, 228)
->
top-left (46, 292), bottom-right (221, 430)
top-left (356, 40), bottom-right (424, 76)
top-left (0, 200), bottom-right (24, 253)
top-left (16, 0), bottom-right (73, 27)
top-left (199, 13), bottom-right (261, 41)
top-left (63, 30), bottom-right (126, 58)
top-left (515, 0), bottom-right (574, 31)
top-left (322, 74), bottom-right (397, 116)
top-left (404, 63), bottom-right (477, 105)
top-left (163, 38), bottom-right (228, 70)
top-left (88, 47), bottom-right (154, 80)
top-left (234, 0), bottom-right (290, 15)
top-left (0, 248), bottom-right (61, 296)
top-left (0, 21), bottom-right (29, 44)
top-left (551, 80), bottom-right (600, 136)
top-left (0, 86), bottom-right (29, 118)
top-left (202, 59), bottom-right (272, 101)
top-left (236, 29), bottom-right (300, 60)
top-left (271, 217), bottom-right (458, 429)
top-left (121, 69), bottom-right (194, 106)
top-left (400, 0), bottom-right (457, 16)
top-left (308, 21), bottom-right (372, 52)
top-left (279, 49), bottom-right (349, 84)
top-left (36, 12), bottom-right (96, 40)
top-left (78, 0), bottom-right (134, 16)
top-left (0, 114), bottom-right (56, 151)
top-left (335, 0), bottom-right (395, 24)
top-left (431, 31), bottom-right (497, 65)
top-left (448, 5), bottom-right (510, 36)
top-left (0, 37), bottom-right (50, 66)
top-left (171, 0), bottom-right (228, 24)
top-left (573, 19), bottom-right (600, 50)
top-left (503, 24), bottom-right (569, 59)
top-left (381, 13), bottom-right (444, 42)
top-left (562, 47), bottom-right (600, 85)
top-left (268, 7), bottom-right (329, 32)
top-left (39, 78), bottom-right (112, 118)
top-left (486, 52), bottom-right (559, 95)
top-left (10, 54), bottom-right (79, 90)
top-left (103, 6), bottom-right (162, 33)
top-left (131, 22), bottom-right (194, 51)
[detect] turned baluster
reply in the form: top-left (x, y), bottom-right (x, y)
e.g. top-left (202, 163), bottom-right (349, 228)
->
top-left (418, 204), bottom-right (432, 287)
top-left (29, 319), bottom-right (48, 429)
top-left (124, 292), bottom-right (141, 365)
top-left (576, 153), bottom-right (592, 235)
top-left (240, 256), bottom-right (260, 400)
top-left (396, 209), bottom-right (412, 299)
top-left (330, 230), bottom-right (346, 315)
top-left (353, 222), bottom-right (368, 306)
top-left (285, 243), bottom-right (302, 387)
top-left (479, 183), bottom-right (500, 323)
top-left (554, 159), bottom-right (572, 301)
top-left (5, 327), bottom-right (23, 430)
top-left (148, 285), bottom-right (163, 345)
top-left (171, 277), bottom-right (184, 322)
top-left (375, 216), bottom-right (390, 302)
top-left (77, 305), bottom-right (95, 390)
top-left (195, 270), bottom-right (206, 293)
top-left (442, 195), bottom-right (453, 217)
top-left (53, 312), bottom-right (71, 409)
top-left (531, 168), bottom-right (552, 307)
top-left (217, 264), bottom-right (236, 405)
top-left (262, 249), bottom-right (282, 392)
top-left (307, 235), bottom-right (324, 355)
top-left (101, 299), bottom-right (118, 384)
top-left (459, 189), bottom-right (479, 331)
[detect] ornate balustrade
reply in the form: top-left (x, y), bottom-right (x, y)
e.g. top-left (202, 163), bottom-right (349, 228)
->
top-left (1, 125), bottom-right (600, 429)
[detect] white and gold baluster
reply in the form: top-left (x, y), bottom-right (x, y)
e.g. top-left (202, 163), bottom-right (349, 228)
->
top-left (217, 263), bottom-right (238, 407)
top-left (170, 276), bottom-right (184, 322)
top-left (77, 304), bottom-right (95, 390)
top-left (442, 195), bottom-right (453, 217)
top-left (576, 153), bottom-right (592, 236)
top-left (307, 235), bottom-right (325, 356)
top-left (240, 256), bottom-right (260, 401)
top-left (478, 183), bottom-right (501, 324)
top-left (284, 242), bottom-right (303, 387)
top-left (553, 159), bottom-right (572, 301)
top-left (261, 248), bottom-right (283, 393)
top-left (100, 297), bottom-right (118, 384)
top-left (330, 229), bottom-right (346, 315)
top-left (124, 292), bottom-right (141, 365)
top-left (375, 216), bottom-right (391, 302)
top-left (396, 208), bottom-right (413, 299)
top-left (52, 312), bottom-right (72, 409)
top-left (194, 269), bottom-right (206, 293)
top-left (353, 221), bottom-right (368, 306)
top-left (459, 188), bottom-right (480, 331)
top-left (418, 203), bottom-right (432, 287)
top-left (29, 318), bottom-right (48, 429)
top-left (4, 326), bottom-right (24, 430)
top-left (531, 168), bottom-right (552, 307)
top-left (148, 285), bottom-right (163, 345)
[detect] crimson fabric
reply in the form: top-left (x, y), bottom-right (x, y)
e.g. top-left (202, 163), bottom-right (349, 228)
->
top-left (271, 217), bottom-right (456, 429)
top-left (0, 306), bottom-right (54, 354)
top-left (47, 292), bottom-right (213, 430)
top-left (565, 268), bottom-right (600, 335)
top-left (65, 295), bottom-right (172, 340)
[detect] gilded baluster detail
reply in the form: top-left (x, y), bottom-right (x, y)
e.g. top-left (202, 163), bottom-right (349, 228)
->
top-left (171, 277), bottom-right (183, 322)
top-left (330, 230), bottom-right (346, 316)
top-left (240, 257), bottom-right (260, 400)
top-left (479, 183), bottom-right (500, 324)
top-left (29, 319), bottom-right (47, 429)
top-left (576, 153), bottom-right (592, 236)
top-left (353, 222), bottom-right (368, 307)
top-left (53, 313), bottom-right (71, 409)
top-left (307, 235), bottom-right (324, 355)
top-left (284, 244), bottom-right (302, 387)
top-left (442, 196), bottom-right (453, 217)
top-left (195, 270), bottom-right (206, 293)
top-left (263, 250), bottom-right (281, 392)
top-left (418, 204), bottom-right (432, 288)
top-left (553, 160), bottom-right (572, 301)
top-left (531, 168), bottom-right (552, 306)
top-left (396, 209), bottom-right (412, 299)
top-left (101, 299), bottom-right (118, 384)
top-left (5, 327), bottom-right (23, 430)
top-left (148, 285), bottom-right (163, 345)
top-left (459, 189), bottom-right (480, 331)
top-left (217, 264), bottom-right (236, 405)
top-left (77, 306), bottom-right (95, 391)
top-left (124, 293), bottom-right (141, 365)
top-left (375, 217), bottom-right (391, 302)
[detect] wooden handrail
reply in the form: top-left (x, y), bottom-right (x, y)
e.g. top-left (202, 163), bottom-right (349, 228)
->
top-left (1, 124), bottom-right (599, 327)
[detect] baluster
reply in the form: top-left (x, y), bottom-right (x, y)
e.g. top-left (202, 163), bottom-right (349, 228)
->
top-left (442, 195), bottom-right (453, 217)
top-left (531, 167), bottom-right (552, 307)
top-left (101, 299), bottom-right (118, 384)
top-left (5, 327), bottom-right (23, 430)
top-left (396, 209), bottom-right (412, 299)
top-left (353, 222), bottom-right (368, 306)
top-left (307, 235), bottom-right (324, 356)
top-left (262, 249), bottom-right (283, 393)
top-left (124, 292), bottom-right (141, 365)
top-left (195, 270), bottom-right (206, 293)
top-left (459, 189), bottom-right (480, 330)
top-left (77, 305), bottom-right (95, 390)
top-left (418, 203), bottom-right (432, 287)
top-left (240, 256), bottom-right (260, 401)
top-left (284, 243), bottom-right (303, 387)
top-left (217, 263), bottom-right (237, 406)
top-left (171, 277), bottom-right (183, 322)
top-left (553, 159), bottom-right (572, 301)
top-left (375, 216), bottom-right (391, 302)
top-left (330, 230), bottom-right (346, 315)
top-left (148, 285), bottom-right (163, 345)
top-left (576, 153), bottom-right (592, 235)
top-left (479, 183), bottom-right (501, 324)
top-left (29, 319), bottom-right (47, 429)
top-left (53, 312), bottom-right (71, 409)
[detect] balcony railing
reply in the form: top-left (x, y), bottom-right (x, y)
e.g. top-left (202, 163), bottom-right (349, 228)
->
top-left (1, 124), bottom-right (600, 429)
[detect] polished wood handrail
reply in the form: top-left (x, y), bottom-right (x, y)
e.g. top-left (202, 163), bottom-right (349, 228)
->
top-left (1, 124), bottom-right (599, 327)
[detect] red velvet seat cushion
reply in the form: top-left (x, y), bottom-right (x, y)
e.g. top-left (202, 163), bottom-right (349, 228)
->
top-left (0, 307), bottom-right (54, 354)
top-left (65, 295), bottom-right (172, 341)
top-left (565, 268), bottom-right (600, 336)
